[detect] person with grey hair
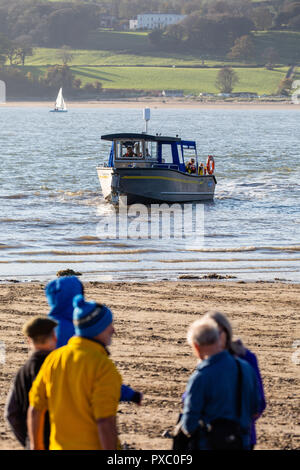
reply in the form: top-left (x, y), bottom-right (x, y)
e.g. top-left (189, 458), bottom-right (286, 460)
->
top-left (178, 318), bottom-right (261, 450)
top-left (203, 311), bottom-right (266, 449)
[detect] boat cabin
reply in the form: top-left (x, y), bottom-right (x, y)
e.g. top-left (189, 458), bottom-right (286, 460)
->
top-left (101, 133), bottom-right (198, 174)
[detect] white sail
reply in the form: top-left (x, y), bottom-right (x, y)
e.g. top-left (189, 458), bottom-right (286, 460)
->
top-left (55, 88), bottom-right (67, 110)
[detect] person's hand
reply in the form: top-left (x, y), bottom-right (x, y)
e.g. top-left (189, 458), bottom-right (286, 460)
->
top-left (132, 391), bottom-right (143, 405)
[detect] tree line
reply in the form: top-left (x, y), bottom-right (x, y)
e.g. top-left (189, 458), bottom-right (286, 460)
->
top-left (149, 14), bottom-right (254, 55)
top-left (0, 1), bottom-right (100, 49)
top-left (0, 0), bottom-right (299, 52)
top-left (0, 60), bottom-right (104, 99)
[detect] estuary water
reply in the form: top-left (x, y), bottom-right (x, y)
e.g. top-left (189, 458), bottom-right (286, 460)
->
top-left (0, 106), bottom-right (299, 282)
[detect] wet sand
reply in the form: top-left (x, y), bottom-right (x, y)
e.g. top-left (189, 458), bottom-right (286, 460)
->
top-left (0, 280), bottom-right (299, 450)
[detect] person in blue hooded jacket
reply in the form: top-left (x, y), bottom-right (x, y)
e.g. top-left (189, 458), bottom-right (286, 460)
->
top-left (46, 276), bottom-right (142, 404)
top-left (46, 276), bottom-right (83, 349)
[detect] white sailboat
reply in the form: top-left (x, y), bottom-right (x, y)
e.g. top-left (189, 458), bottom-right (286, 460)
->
top-left (50, 87), bottom-right (67, 112)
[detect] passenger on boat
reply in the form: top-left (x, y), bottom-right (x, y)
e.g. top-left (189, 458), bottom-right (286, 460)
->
top-left (186, 158), bottom-right (196, 174)
top-left (123, 146), bottom-right (136, 158)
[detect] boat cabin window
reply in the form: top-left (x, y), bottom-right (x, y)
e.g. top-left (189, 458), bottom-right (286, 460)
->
top-left (115, 140), bottom-right (158, 160)
top-left (145, 141), bottom-right (157, 159)
top-left (161, 144), bottom-right (173, 164)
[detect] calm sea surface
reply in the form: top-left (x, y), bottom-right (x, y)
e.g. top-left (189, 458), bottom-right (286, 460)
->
top-left (0, 106), bottom-right (299, 282)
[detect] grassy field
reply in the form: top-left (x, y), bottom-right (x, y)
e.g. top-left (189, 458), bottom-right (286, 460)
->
top-left (15, 28), bottom-right (300, 95)
top-left (26, 48), bottom-right (219, 67)
top-left (21, 64), bottom-right (288, 95)
top-left (71, 66), bottom-right (288, 95)
top-left (27, 47), bottom-right (247, 67)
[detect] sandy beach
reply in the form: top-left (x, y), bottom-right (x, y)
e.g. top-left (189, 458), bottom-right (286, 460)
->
top-left (2, 99), bottom-right (300, 110)
top-left (0, 280), bottom-right (299, 450)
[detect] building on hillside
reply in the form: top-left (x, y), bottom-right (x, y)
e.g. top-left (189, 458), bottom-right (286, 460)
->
top-left (129, 13), bottom-right (186, 31)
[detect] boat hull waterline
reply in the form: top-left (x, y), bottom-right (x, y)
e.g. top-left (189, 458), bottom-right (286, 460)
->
top-left (97, 167), bottom-right (216, 204)
top-left (49, 109), bottom-right (68, 113)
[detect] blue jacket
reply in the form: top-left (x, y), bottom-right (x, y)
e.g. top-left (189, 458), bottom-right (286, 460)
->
top-left (45, 276), bottom-right (139, 404)
top-left (181, 350), bottom-right (261, 450)
top-left (46, 276), bottom-right (83, 348)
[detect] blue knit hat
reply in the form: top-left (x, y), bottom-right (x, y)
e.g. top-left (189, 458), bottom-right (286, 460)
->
top-left (73, 294), bottom-right (113, 338)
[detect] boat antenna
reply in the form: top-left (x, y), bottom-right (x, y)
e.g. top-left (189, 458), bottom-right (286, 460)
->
top-left (143, 108), bottom-right (150, 134)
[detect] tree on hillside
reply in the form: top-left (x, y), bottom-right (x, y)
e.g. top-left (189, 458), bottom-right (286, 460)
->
top-left (207, 1), bottom-right (233, 16)
top-left (251, 7), bottom-right (274, 31)
top-left (0, 7), bottom-right (8, 37)
top-left (201, 0), bottom-right (253, 17)
top-left (7, 43), bottom-right (20, 65)
top-left (275, 2), bottom-right (300, 28)
top-left (287, 14), bottom-right (300, 31)
top-left (215, 67), bottom-right (239, 93)
top-left (0, 33), bottom-right (11, 64)
top-left (181, 2), bottom-right (202, 15)
top-left (46, 6), bottom-right (100, 47)
top-left (148, 29), bottom-right (164, 46)
top-left (57, 46), bottom-right (74, 66)
top-left (176, 13), bottom-right (254, 53)
top-left (43, 65), bottom-right (75, 90)
top-left (6, 3), bottom-right (51, 45)
top-left (14, 35), bottom-right (33, 66)
top-left (83, 81), bottom-right (103, 94)
top-left (227, 35), bottom-right (256, 62)
top-left (277, 78), bottom-right (293, 96)
top-left (262, 47), bottom-right (280, 69)
top-left (165, 23), bottom-right (185, 43)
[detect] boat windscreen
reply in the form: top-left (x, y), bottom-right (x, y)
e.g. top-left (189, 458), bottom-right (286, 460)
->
top-left (115, 140), bottom-right (158, 160)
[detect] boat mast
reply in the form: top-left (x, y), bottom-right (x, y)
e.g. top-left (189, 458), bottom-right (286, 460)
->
top-left (143, 108), bottom-right (150, 134)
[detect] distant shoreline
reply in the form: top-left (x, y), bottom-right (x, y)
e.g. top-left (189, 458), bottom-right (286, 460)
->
top-left (2, 99), bottom-right (300, 110)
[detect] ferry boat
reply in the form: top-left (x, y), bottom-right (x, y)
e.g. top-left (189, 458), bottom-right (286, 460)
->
top-left (97, 111), bottom-right (216, 205)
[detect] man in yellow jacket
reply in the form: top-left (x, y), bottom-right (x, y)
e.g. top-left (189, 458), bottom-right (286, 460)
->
top-left (28, 295), bottom-right (122, 450)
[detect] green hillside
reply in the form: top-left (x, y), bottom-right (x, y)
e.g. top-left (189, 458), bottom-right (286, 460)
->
top-left (24, 30), bottom-right (300, 66)
top-left (70, 66), bottom-right (288, 95)
top-left (6, 28), bottom-right (300, 97)
top-left (26, 47), bottom-right (247, 67)
top-left (84, 30), bottom-right (300, 65)
top-left (21, 64), bottom-right (288, 95)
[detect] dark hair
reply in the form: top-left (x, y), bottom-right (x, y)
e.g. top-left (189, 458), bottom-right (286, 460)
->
top-left (22, 317), bottom-right (57, 343)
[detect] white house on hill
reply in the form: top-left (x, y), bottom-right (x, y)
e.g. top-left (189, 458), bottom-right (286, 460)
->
top-left (130, 13), bottom-right (186, 31)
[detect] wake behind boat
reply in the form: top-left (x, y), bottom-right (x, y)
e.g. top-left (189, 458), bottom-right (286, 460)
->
top-left (97, 110), bottom-right (216, 205)
top-left (50, 87), bottom-right (67, 113)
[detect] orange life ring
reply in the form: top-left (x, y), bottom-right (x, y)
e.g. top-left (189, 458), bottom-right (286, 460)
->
top-left (206, 155), bottom-right (215, 175)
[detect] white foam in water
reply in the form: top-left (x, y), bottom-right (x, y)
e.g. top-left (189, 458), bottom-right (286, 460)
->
top-left (0, 107), bottom-right (299, 282)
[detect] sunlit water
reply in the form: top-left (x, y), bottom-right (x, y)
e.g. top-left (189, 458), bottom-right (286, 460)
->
top-left (0, 106), bottom-right (299, 282)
